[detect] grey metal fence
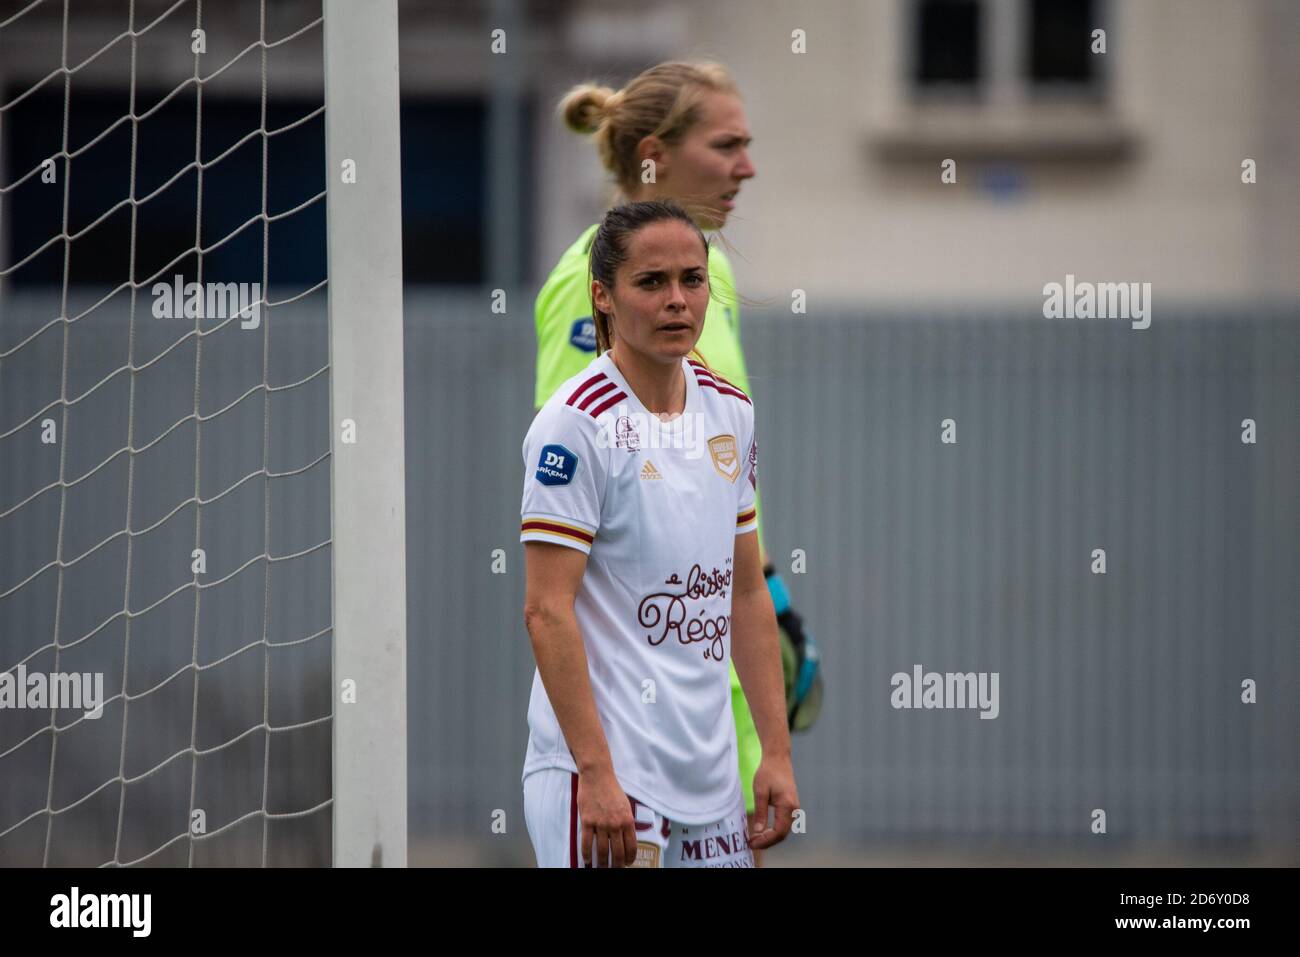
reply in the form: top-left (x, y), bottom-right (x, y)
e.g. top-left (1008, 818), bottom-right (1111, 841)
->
top-left (403, 294), bottom-right (1299, 863)
top-left (3, 289), bottom-right (1296, 865)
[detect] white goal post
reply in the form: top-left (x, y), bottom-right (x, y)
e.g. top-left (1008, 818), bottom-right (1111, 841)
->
top-left (323, 0), bottom-right (408, 868)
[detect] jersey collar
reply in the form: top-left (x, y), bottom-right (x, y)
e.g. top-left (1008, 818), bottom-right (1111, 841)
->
top-left (598, 351), bottom-right (699, 438)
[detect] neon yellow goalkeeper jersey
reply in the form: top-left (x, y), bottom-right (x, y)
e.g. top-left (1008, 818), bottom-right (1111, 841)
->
top-left (533, 223), bottom-right (751, 408)
top-left (533, 222), bottom-right (766, 815)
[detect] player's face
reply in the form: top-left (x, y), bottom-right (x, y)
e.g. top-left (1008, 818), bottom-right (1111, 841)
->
top-left (660, 92), bottom-right (754, 230)
top-left (595, 220), bottom-right (710, 365)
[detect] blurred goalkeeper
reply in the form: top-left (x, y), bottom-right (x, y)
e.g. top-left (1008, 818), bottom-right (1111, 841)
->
top-left (532, 60), bottom-right (823, 864)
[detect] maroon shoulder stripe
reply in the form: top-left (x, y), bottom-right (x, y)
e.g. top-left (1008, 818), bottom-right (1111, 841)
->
top-left (687, 359), bottom-right (742, 389)
top-left (588, 390), bottom-right (628, 417)
top-left (577, 380), bottom-right (616, 412)
top-left (566, 371), bottom-right (609, 407)
top-left (692, 368), bottom-right (744, 395)
top-left (688, 360), bottom-right (751, 404)
top-left (687, 358), bottom-right (731, 382)
top-left (696, 377), bottom-right (752, 405)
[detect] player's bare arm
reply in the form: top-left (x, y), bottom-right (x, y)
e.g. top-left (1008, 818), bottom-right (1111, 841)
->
top-left (522, 541), bottom-right (638, 867)
top-left (729, 528), bottom-right (799, 849)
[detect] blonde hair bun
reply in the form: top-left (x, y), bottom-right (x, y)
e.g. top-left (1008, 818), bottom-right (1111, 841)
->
top-left (559, 83), bottom-right (616, 134)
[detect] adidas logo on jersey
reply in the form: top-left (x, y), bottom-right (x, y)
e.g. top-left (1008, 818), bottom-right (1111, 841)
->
top-left (640, 461), bottom-right (662, 480)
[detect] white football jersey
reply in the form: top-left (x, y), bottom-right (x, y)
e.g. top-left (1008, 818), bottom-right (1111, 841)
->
top-left (519, 350), bottom-right (759, 824)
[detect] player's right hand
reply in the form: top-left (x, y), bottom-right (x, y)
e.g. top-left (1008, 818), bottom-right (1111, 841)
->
top-left (577, 767), bottom-right (638, 868)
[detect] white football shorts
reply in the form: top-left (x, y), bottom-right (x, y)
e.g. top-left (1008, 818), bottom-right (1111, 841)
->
top-left (523, 768), bottom-right (754, 868)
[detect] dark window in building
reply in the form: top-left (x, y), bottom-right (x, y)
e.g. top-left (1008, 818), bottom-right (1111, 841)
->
top-left (1028, 0), bottom-right (1096, 85)
top-left (399, 96), bottom-right (534, 285)
top-left (915, 0), bottom-right (982, 87)
top-left (400, 97), bottom-right (484, 284)
top-left (3, 89), bottom-right (520, 286)
top-left (3, 86), bottom-right (327, 289)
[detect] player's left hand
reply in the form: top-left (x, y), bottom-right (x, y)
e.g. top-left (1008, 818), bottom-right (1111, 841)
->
top-left (748, 752), bottom-right (799, 850)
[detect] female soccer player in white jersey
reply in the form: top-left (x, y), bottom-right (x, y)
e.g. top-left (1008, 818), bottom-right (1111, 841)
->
top-left (533, 60), bottom-right (823, 865)
top-left (520, 200), bottom-right (798, 867)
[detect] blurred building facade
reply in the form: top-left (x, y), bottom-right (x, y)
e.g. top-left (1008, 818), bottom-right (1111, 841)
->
top-left (395, 0), bottom-right (1300, 304)
top-left (8, 0), bottom-right (1295, 300)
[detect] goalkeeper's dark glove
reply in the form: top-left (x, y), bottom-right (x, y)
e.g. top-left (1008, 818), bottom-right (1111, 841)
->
top-left (764, 562), bottom-right (824, 733)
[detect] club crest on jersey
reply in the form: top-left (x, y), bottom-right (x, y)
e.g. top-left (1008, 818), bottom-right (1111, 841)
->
top-left (535, 444), bottom-right (577, 486)
top-left (615, 416), bottom-right (640, 452)
top-left (569, 317), bottom-right (597, 352)
top-left (708, 434), bottom-right (740, 482)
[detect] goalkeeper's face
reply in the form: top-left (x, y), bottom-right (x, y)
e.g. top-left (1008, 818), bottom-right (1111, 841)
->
top-left (592, 219), bottom-right (710, 367)
top-left (656, 91), bottom-right (755, 231)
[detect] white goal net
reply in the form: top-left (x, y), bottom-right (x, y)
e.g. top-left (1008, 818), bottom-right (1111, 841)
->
top-left (0, 0), bottom-right (405, 867)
